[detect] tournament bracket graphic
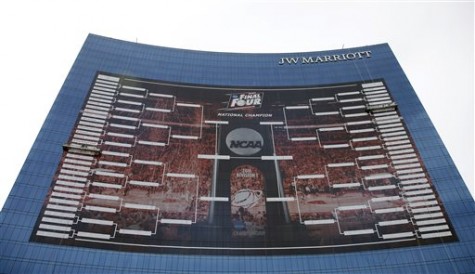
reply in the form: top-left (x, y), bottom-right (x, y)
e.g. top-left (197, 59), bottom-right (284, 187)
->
top-left (31, 73), bottom-right (457, 254)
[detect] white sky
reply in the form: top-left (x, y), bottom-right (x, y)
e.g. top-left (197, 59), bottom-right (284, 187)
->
top-left (0, 1), bottom-right (473, 209)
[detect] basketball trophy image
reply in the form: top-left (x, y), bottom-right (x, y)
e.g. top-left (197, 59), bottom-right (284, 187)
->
top-left (231, 189), bottom-right (263, 209)
top-left (230, 165), bottom-right (266, 237)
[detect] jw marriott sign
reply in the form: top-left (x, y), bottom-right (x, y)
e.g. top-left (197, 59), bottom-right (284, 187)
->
top-left (278, 50), bottom-right (372, 65)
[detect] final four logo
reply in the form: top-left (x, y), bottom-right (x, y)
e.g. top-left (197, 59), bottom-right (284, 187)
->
top-left (228, 92), bottom-right (263, 108)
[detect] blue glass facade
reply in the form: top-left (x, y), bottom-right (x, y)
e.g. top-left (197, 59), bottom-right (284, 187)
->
top-left (0, 34), bottom-right (474, 273)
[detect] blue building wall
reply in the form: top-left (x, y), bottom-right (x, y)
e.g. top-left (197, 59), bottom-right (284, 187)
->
top-left (0, 34), bottom-right (473, 273)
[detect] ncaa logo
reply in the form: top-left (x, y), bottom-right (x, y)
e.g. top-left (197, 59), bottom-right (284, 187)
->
top-left (225, 128), bottom-right (264, 156)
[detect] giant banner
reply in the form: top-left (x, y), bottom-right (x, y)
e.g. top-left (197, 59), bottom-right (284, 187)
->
top-left (31, 72), bottom-right (456, 254)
